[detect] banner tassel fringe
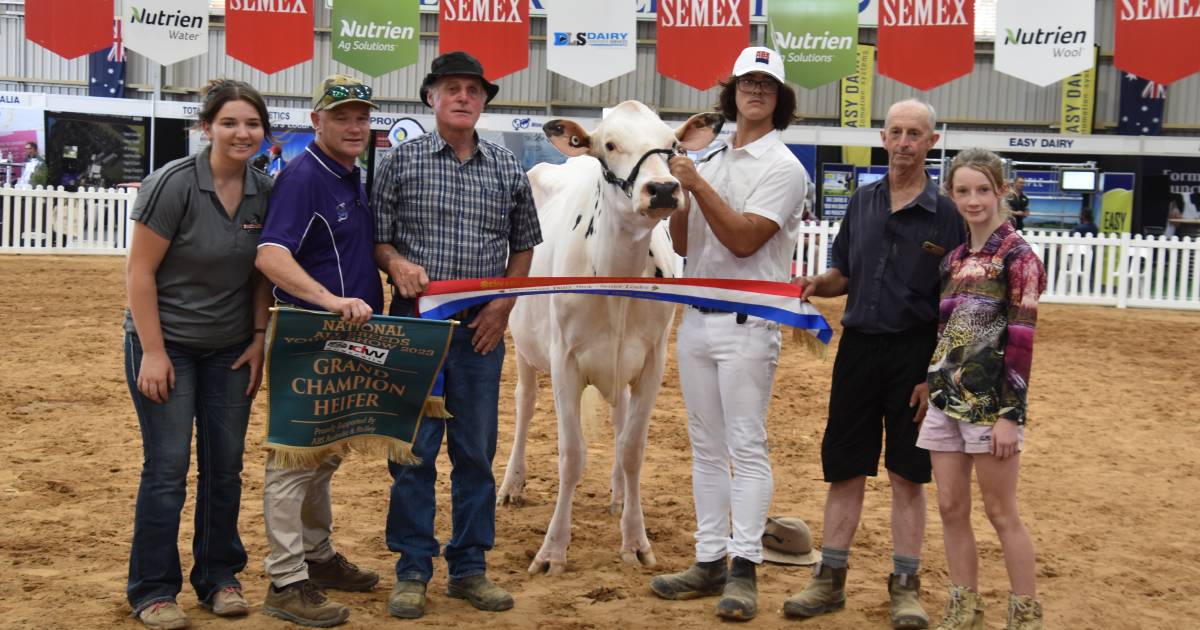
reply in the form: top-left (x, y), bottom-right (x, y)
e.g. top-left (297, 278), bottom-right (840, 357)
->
top-left (265, 442), bottom-right (352, 470)
top-left (422, 396), bottom-right (453, 420)
top-left (349, 434), bottom-right (423, 466)
top-left (793, 326), bottom-right (828, 360)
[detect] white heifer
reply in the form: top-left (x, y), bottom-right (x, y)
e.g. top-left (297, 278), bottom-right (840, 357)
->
top-left (502, 101), bottom-right (723, 575)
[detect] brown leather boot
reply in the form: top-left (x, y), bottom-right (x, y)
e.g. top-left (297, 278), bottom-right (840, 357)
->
top-left (889, 573), bottom-right (930, 629)
top-left (649, 557), bottom-right (727, 600)
top-left (714, 557), bottom-right (757, 621)
top-left (782, 563), bottom-right (847, 619)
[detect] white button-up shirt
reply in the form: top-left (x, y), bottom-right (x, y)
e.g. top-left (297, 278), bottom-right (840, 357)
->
top-left (684, 130), bottom-right (807, 282)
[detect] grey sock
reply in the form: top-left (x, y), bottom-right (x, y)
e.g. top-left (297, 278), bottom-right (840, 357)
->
top-left (893, 554), bottom-right (920, 577)
top-left (821, 547), bottom-right (850, 570)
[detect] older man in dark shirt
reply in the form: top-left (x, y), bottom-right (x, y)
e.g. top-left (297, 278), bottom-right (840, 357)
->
top-left (785, 99), bottom-right (964, 630)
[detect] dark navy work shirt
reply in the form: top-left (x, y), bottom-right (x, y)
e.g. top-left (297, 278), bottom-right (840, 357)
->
top-left (831, 174), bottom-right (965, 334)
top-left (259, 142), bottom-right (384, 312)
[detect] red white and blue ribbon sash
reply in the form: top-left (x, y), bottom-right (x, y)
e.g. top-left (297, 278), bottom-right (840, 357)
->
top-left (416, 277), bottom-right (833, 344)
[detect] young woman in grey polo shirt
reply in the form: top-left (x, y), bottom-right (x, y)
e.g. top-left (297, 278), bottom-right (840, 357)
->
top-left (123, 79), bottom-right (274, 630)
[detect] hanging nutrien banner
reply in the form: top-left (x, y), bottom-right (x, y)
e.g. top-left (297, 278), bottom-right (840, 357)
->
top-left (656, 0), bottom-right (749, 90)
top-left (333, 0), bottom-right (419, 77)
top-left (1114, 0), bottom-right (1200, 85)
top-left (122, 0), bottom-right (209, 66)
top-left (226, 0), bottom-right (314, 75)
top-left (440, 0), bottom-right (531, 81)
top-left (24, 0), bottom-right (113, 60)
top-left (876, 0), bottom-right (974, 91)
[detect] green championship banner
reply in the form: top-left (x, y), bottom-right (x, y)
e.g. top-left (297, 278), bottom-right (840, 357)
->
top-left (264, 308), bottom-right (454, 468)
top-left (1060, 46), bottom-right (1098, 135)
top-left (332, 0), bottom-right (420, 77)
top-left (841, 44), bottom-right (874, 167)
top-left (768, 0), bottom-right (859, 89)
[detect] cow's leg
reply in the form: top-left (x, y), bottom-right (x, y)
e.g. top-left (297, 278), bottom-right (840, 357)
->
top-left (498, 354), bottom-right (538, 507)
top-left (616, 349), bottom-right (667, 568)
top-left (608, 385), bottom-right (630, 515)
top-left (528, 360), bottom-right (586, 576)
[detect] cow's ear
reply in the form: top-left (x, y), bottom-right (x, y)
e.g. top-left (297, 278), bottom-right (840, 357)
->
top-left (544, 119), bottom-right (592, 157)
top-left (676, 112), bottom-right (725, 151)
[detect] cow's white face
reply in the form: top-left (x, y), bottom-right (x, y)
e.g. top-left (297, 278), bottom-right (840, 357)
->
top-left (545, 101), bottom-right (723, 221)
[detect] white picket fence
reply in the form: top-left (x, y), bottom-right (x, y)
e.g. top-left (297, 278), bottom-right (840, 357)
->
top-left (796, 221), bottom-right (1200, 311)
top-left (2, 186), bottom-right (1198, 311)
top-left (0, 185), bottom-right (137, 255)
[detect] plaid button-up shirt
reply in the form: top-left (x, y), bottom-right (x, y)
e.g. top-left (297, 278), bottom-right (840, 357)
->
top-left (372, 130), bottom-right (541, 282)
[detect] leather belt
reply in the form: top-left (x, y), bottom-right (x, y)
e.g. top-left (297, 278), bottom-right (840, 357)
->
top-left (691, 305), bottom-right (748, 324)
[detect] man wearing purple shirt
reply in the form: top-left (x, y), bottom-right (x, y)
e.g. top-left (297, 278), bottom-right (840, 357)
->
top-left (254, 74), bottom-right (385, 628)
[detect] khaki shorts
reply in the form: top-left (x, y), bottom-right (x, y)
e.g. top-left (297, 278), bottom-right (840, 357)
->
top-left (917, 405), bottom-right (1024, 455)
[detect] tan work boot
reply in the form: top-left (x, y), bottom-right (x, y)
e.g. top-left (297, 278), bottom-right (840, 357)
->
top-left (889, 573), bottom-right (930, 629)
top-left (649, 558), bottom-right (727, 600)
top-left (202, 586), bottom-right (249, 617)
top-left (782, 563), bottom-right (847, 619)
top-left (263, 579), bottom-right (350, 627)
top-left (307, 553), bottom-right (380, 592)
top-left (137, 600), bottom-right (189, 629)
top-left (388, 580), bottom-right (428, 619)
top-left (447, 574), bottom-right (514, 612)
top-left (1005, 593), bottom-right (1043, 630)
top-left (714, 557), bottom-right (757, 621)
top-left (934, 584), bottom-right (985, 630)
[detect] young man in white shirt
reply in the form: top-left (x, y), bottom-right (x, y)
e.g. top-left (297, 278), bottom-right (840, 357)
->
top-left (649, 46), bottom-right (807, 621)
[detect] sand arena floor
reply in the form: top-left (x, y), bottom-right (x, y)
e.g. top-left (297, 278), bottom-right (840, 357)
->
top-left (1, 254), bottom-right (1199, 629)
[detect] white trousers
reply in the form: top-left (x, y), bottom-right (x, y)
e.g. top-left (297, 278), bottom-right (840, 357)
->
top-left (262, 452), bottom-right (341, 586)
top-left (677, 309), bottom-right (782, 563)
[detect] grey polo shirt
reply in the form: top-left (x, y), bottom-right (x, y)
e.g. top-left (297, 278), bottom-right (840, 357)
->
top-left (831, 174), bottom-right (965, 334)
top-left (123, 147), bottom-right (273, 349)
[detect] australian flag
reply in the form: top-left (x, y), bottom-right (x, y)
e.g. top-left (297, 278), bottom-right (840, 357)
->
top-left (1117, 73), bottom-right (1166, 136)
top-left (88, 19), bottom-right (125, 98)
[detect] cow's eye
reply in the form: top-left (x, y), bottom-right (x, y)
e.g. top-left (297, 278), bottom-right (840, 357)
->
top-left (605, 141), bottom-right (616, 152)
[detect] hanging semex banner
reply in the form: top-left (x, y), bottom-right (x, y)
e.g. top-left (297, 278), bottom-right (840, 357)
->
top-left (1114, 0), bottom-right (1200, 85)
top-left (226, 0), bottom-right (314, 74)
top-left (767, 0), bottom-right (859, 89)
top-left (332, 0), bottom-right (418, 77)
top-left (440, 0), bottom-right (530, 80)
top-left (994, 0), bottom-right (1093, 87)
top-left (656, 0), bottom-right (749, 90)
top-left (546, 0), bottom-right (636, 87)
top-left (25, 0), bottom-right (113, 60)
top-left (123, 0), bottom-right (209, 66)
top-left (877, 0), bottom-right (974, 91)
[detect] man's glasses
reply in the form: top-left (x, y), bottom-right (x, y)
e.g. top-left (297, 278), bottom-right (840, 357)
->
top-left (324, 84), bottom-right (372, 102)
top-left (736, 77), bottom-right (779, 94)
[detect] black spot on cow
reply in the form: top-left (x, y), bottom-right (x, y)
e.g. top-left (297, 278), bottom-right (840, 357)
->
top-left (573, 214), bottom-right (582, 230)
top-left (648, 249), bottom-right (654, 257)
top-left (585, 216), bottom-right (595, 238)
top-left (654, 266), bottom-right (664, 278)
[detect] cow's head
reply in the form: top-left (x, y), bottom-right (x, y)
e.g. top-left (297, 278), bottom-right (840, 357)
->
top-left (543, 101), bottom-right (723, 220)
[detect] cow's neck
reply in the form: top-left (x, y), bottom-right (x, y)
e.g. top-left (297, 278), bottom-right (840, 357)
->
top-left (587, 183), bottom-right (656, 278)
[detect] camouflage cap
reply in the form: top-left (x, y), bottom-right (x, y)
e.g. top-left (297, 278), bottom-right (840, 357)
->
top-left (312, 74), bottom-right (379, 112)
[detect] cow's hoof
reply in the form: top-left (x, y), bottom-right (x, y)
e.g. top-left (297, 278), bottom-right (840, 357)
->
top-left (497, 492), bottom-right (524, 508)
top-left (528, 558), bottom-right (567, 576)
top-left (620, 549), bottom-right (656, 567)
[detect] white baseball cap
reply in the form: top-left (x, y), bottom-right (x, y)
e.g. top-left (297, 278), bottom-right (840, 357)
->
top-left (732, 46), bottom-right (786, 84)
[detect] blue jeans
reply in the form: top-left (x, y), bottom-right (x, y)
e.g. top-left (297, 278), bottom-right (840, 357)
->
top-left (124, 332), bottom-right (252, 613)
top-left (386, 325), bottom-right (504, 583)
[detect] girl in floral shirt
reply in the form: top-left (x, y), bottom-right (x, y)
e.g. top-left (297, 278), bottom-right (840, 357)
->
top-left (917, 148), bottom-right (1047, 630)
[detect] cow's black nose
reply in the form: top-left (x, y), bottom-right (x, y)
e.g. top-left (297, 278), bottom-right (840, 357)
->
top-left (646, 181), bottom-right (679, 198)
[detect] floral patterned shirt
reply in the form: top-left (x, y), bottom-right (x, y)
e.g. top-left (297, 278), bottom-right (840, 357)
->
top-left (927, 221), bottom-right (1046, 426)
